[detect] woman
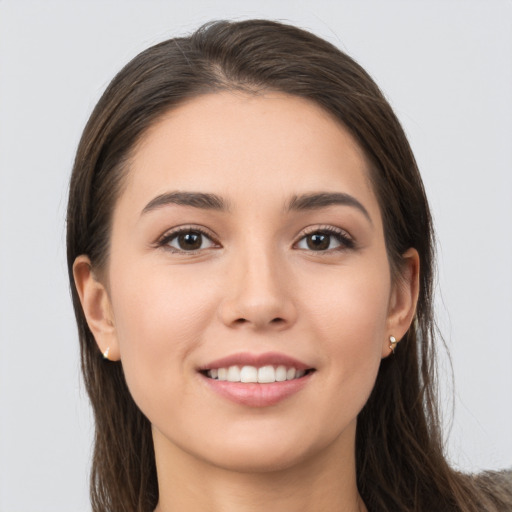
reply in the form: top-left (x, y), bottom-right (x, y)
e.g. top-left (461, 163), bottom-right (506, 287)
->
top-left (67, 19), bottom-right (511, 511)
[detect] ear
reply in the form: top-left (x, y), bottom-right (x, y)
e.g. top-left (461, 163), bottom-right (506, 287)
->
top-left (73, 255), bottom-right (120, 361)
top-left (382, 248), bottom-right (420, 358)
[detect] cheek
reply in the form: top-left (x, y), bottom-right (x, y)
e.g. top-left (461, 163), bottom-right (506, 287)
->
top-left (302, 261), bottom-right (390, 401)
top-left (109, 263), bottom-right (218, 407)
top-left (303, 259), bottom-right (391, 344)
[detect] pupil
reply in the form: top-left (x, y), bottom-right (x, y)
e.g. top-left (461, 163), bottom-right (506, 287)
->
top-left (307, 233), bottom-right (329, 250)
top-left (179, 232), bottom-right (202, 250)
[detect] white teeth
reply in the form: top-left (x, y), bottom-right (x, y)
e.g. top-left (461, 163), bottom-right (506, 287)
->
top-left (227, 365), bottom-right (241, 382)
top-left (275, 365), bottom-right (287, 382)
top-left (257, 365), bottom-right (275, 383)
top-left (206, 365), bottom-right (309, 383)
top-left (240, 365), bottom-right (258, 383)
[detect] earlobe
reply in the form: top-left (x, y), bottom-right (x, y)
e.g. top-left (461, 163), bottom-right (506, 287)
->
top-left (382, 248), bottom-right (420, 358)
top-left (73, 255), bottom-right (120, 361)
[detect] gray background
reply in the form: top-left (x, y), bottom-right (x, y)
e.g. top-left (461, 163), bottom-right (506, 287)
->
top-left (0, 1), bottom-right (511, 510)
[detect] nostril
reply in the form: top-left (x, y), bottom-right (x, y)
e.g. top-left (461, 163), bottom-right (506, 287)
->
top-left (233, 317), bottom-right (285, 326)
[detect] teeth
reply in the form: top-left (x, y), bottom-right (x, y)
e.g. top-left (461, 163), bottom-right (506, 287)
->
top-left (275, 365), bottom-right (287, 382)
top-left (227, 365), bottom-right (241, 382)
top-left (206, 365), bottom-right (308, 383)
top-left (240, 365), bottom-right (258, 383)
top-left (257, 365), bottom-right (275, 383)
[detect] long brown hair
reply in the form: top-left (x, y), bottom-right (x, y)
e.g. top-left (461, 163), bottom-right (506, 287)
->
top-left (66, 19), bottom-right (511, 511)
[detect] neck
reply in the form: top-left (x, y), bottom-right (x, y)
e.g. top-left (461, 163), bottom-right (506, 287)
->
top-left (153, 423), bottom-right (367, 512)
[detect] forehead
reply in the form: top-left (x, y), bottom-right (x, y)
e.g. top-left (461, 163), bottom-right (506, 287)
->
top-left (119, 91), bottom-right (379, 219)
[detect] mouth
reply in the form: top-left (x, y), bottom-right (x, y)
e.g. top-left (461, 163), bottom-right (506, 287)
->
top-left (197, 352), bottom-right (316, 407)
top-left (200, 365), bottom-right (315, 383)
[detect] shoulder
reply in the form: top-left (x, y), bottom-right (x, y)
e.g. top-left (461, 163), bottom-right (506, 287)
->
top-left (471, 469), bottom-right (512, 509)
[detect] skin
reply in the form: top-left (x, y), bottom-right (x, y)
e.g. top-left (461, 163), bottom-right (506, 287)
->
top-left (74, 92), bottom-right (419, 512)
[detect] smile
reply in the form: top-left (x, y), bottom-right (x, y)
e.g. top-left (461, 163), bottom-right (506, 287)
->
top-left (204, 365), bottom-right (309, 383)
top-left (198, 352), bottom-right (316, 407)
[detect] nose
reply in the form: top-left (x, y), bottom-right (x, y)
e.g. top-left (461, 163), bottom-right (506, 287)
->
top-left (217, 246), bottom-right (298, 331)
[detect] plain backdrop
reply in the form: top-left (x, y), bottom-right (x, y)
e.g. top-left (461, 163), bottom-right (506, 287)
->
top-left (0, 1), bottom-right (511, 510)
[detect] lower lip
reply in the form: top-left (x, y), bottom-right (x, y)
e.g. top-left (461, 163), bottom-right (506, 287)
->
top-left (199, 373), bottom-right (313, 407)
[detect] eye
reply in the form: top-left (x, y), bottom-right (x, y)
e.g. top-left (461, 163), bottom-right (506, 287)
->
top-left (295, 228), bottom-right (354, 252)
top-left (160, 228), bottom-right (218, 253)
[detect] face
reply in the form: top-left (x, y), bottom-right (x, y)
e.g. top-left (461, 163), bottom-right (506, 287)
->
top-left (77, 92), bottom-right (417, 474)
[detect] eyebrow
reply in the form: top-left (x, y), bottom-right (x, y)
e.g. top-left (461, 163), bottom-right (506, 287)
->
top-left (287, 192), bottom-right (372, 224)
top-left (141, 190), bottom-right (371, 224)
top-left (141, 191), bottom-right (228, 215)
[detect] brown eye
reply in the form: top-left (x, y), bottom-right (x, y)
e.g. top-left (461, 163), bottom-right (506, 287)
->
top-left (295, 228), bottom-right (354, 252)
top-left (177, 232), bottom-right (202, 250)
top-left (165, 230), bottom-right (216, 252)
top-left (306, 233), bottom-right (330, 250)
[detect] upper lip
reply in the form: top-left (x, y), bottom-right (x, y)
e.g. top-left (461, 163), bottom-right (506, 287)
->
top-left (198, 351), bottom-right (313, 371)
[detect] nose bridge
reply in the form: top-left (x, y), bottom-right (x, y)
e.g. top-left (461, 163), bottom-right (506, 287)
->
top-left (241, 242), bottom-right (281, 298)
top-left (218, 236), bottom-right (296, 329)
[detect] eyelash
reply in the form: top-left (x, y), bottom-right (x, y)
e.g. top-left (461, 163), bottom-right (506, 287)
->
top-left (156, 225), bottom-right (220, 254)
top-left (294, 225), bottom-right (355, 252)
top-left (156, 225), bottom-right (355, 254)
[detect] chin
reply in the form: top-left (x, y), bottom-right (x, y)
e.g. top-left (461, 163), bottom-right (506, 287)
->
top-left (204, 443), bottom-right (315, 474)
top-left (186, 424), bottom-right (340, 475)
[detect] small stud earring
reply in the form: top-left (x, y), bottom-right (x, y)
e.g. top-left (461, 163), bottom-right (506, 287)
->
top-left (103, 347), bottom-right (110, 360)
top-left (389, 335), bottom-right (398, 353)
